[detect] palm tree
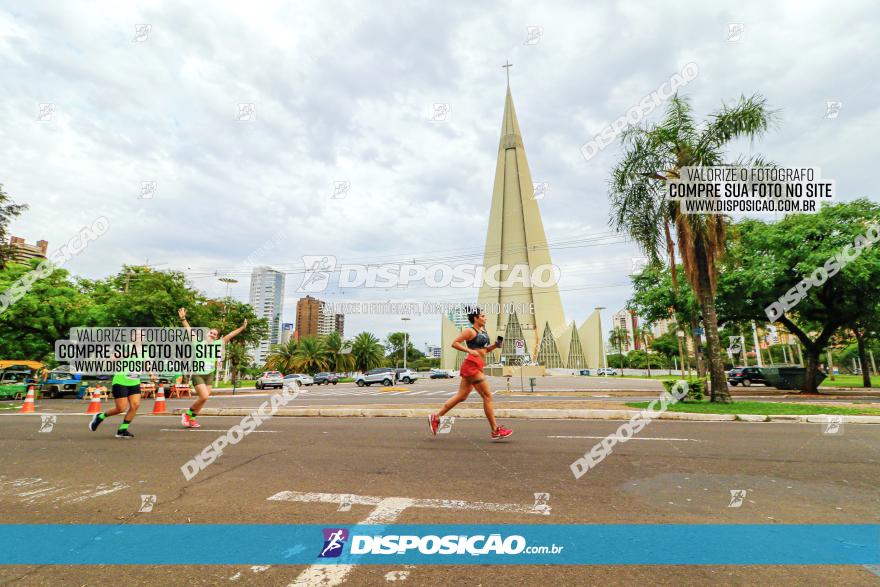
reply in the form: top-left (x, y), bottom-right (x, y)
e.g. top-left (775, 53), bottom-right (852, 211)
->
top-left (293, 335), bottom-right (331, 374)
top-left (608, 327), bottom-right (631, 369)
top-left (266, 339), bottom-right (298, 373)
top-left (610, 93), bottom-right (777, 402)
top-left (634, 326), bottom-right (654, 376)
top-left (324, 331), bottom-right (355, 373)
top-left (351, 331), bottom-right (384, 371)
top-left (225, 341), bottom-right (250, 383)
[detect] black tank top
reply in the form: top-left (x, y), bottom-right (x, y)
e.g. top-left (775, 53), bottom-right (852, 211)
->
top-left (466, 327), bottom-right (490, 349)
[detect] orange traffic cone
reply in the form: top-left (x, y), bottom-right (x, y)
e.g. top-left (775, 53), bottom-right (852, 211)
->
top-left (85, 386), bottom-right (103, 414)
top-left (19, 385), bottom-right (35, 413)
top-left (152, 385), bottom-right (167, 414)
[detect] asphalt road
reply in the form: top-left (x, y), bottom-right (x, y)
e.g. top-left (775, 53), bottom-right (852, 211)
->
top-left (0, 412), bottom-right (878, 586)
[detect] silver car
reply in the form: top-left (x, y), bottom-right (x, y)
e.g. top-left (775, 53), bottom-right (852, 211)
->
top-left (256, 371), bottom-right (284, 389)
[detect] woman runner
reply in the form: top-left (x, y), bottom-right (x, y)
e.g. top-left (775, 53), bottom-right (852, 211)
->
top-left (178, 307), bottom-right (247, 428)
top-left (429, 307), bottom-right (513, 440)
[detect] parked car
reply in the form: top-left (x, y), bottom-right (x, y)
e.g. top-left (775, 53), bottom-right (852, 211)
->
top-left (728, 367), bottom-right (767, 387)
top-left (284, 373), bottom-right (314, 386)
top-left (256, 371), bottom-right (284, 389)
top-left (430, 369), bottom-right (453, 379)
top-left (41, 369), bottom-right (82, 398)
top-left (313, 372), bottom-right (338, 385)
top-left (596, 368), bottom-right (618, 376)
top-left (355, 368), bottom-right (395, 387)
top-left (578, 369), bottom-right (592, 376)
top-left (0, 367), bottom-right (35, 400)
top-left (394, 368), bottom-right (417, 384)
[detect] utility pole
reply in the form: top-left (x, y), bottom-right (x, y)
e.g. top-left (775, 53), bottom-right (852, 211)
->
top-left (740, 327), bottom-right (749, 366)
top-left (401, 317), bottom-right (411, 370)
top-left (827, 349), bottom-right (836, 380)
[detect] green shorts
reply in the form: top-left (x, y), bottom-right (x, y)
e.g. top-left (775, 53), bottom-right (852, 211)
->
top-left (191, 374), bottom-right (212, 387)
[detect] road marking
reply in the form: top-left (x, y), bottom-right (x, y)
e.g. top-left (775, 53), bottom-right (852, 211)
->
top-left (547, 435), bottom-right (703, 442)
top-left (270, 489), bottom-right (548, 586)
top-left (159, 429), bottom-right (279, 433)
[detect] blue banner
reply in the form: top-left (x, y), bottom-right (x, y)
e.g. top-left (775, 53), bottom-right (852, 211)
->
top-left (1, 524), bottom-right (877, 565)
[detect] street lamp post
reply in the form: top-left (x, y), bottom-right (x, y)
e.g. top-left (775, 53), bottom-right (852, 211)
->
top-left (401, 317), bottom-right (411, 370)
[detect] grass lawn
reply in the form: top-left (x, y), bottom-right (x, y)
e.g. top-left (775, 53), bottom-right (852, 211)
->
top-left (625, 400), bottom-right (880, 415)
top-left (816, 374), bottom-right (880, 388)
top-left (213, 379), bottom-right (256, 389)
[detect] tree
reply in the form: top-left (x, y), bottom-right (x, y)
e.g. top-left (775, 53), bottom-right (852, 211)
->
top-left (610, 93), bottom-right (778, 402)
top-left (351, 332), bottom-right (384, 371)
top-left (293, 335), bottom-right (331, 374)
top-left (266, 340), bottom-right (298, 373)
top-left (324, 331), bottom-right (355, 373)
top-left (608, 327), bottom-right (631, 366)
top-left (633, 325), bottom-right (655, 375)
top-left (0, 184), bottom-right (28, 269)
top-left (0, 260), bottom-right (89, 360)
top-left (651, 333), bottom-right (680, 373)
top-left (385, 331), bottom-right (424, 366)
top-left (718, 200), bottom-right (880, 392)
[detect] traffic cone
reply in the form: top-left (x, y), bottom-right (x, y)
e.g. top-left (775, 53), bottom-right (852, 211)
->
top-left (85, 387), bottom-right (103, 414)
top-left (19, 385), bottom-right (35, 413)
top-left (152, 385), bottom-right (167, 414)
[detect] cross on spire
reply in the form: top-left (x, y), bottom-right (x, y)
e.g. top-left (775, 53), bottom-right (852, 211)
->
top-left (501, 60), bottom-right (513, 87)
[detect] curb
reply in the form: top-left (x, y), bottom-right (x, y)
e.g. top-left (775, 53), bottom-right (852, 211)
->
top-left (177, 408), bottom-right (880, 424)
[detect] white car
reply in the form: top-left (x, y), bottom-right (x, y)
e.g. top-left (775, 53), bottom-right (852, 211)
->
top-left (284, 374), bottom-right (314, 386)
top-left (596, 368), bottom-right (619, 376)
top-left (355, 368), bottom-right (395, 387)
top-left (393, 368), bottom-right (418, 384)
top-left (255, 371), bottom-right (284, 389)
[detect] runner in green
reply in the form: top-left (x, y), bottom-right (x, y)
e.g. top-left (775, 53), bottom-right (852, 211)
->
top-left (89, 329), bottom-right (155, 438)
top-left (178, 307), bottom-right (247, 428)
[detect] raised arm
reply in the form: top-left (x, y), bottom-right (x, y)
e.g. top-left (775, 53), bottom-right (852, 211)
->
top-left (178, 307), bottom-right (192, 331)
top-left (223, 318), bottom-right (248, 343)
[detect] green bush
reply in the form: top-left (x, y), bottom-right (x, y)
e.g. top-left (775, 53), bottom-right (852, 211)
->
top-left (661, 377), bottom-right (705, 402)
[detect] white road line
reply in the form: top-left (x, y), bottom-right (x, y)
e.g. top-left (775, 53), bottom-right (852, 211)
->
top-left (160, 429), bottom-right (279, 433)
top-left (271, 489), bottom-right (547, 587)
top-left (547, 435), bottom-right (702, 442)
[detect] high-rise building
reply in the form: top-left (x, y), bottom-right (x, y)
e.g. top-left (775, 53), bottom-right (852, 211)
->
top-left (296, 296), bottom-right (322, 338)
top-left (440, 83), bottom-right (603, 370)
top-left (612, 309), bottom-right (639, 353)
top-left (425, 344), bottom-right (442, 359)
top-left (248, 267), bottom-right (285, 365)
top-left (296, 295), bottom-right (344, 338)
top-left (8, 236), bottom-right (48, 263)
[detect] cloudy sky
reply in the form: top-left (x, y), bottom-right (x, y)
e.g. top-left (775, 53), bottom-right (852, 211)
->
top-left (2, 1), bottom-right (877, 350)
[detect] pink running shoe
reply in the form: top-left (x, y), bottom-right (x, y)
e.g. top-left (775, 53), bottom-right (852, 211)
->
top-left (188, 418), bottom-right (201, 429)
top-left (428, 413), bottom-right (440, 435)
top-left (491, 425), bottom-right (513, 441)
top-left (181, 412), bottom-right (191, 427)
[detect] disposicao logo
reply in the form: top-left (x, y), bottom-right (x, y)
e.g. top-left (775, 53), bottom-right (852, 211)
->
top-left (319, 528), bottom-right (349, 558)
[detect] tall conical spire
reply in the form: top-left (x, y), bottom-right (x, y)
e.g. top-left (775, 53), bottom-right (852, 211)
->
top-left (476, 86), bottom-right (567, 363)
